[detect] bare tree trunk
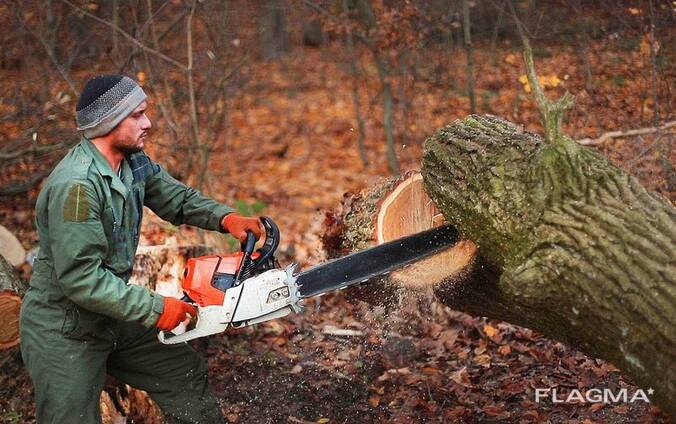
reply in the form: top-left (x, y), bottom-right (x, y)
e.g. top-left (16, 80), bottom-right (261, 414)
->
top-left (462, 0), bottom-right (476, 114)
top-left (648, 0), bottom-right (659, 125)
top-left (111, 0), bottom-right (119, 58)
top-left (375, 55), bottom-right (400, 175)
top-left (398, 51), bottom-right (410, 154)
top-left (352, 0), bottom-right (400, 175)
top-left (261, 0), bottom-right (289, 60)
top-left (344, 2), bottom-right (369, 167)
top-left (489, 0), bottom-right (506, 66)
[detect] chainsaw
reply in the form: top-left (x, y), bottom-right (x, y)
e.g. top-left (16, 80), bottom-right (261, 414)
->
top-left (158, 216), bottom-right (459, 344)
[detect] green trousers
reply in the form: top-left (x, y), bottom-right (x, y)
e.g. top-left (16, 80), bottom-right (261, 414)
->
top-left (20, 293), bottom-right (223, 424)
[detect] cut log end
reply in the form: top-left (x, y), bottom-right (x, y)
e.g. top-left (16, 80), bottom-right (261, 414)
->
top-left (391, 240), bottom-right (477, 290)
top-left (0, 291), bottom-right (21, 350)
top-left (323, 171), bottom-right (477, 297)
top-left (375, 171), bottom-right (477, 291)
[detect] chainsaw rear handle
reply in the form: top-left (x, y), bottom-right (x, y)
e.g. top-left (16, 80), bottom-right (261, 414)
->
top-left (255, 216), bottom-right (279, 266)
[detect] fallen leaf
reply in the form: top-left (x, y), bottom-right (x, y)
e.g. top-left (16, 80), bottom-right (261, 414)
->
top-left (450, 367), bottom-right (471, 387)
top-left (589, 403), bottom-right (605, 413)
top-left (474, 354), bottom-right (491, 367)
top-left (613, 405), bottom-right (629, 414)
top-left (504, 53), bottom-right (518, 65)
top-left (498, 345), bottom-right (511, 355)
top-left (483, 324), bottom-right (498, 338)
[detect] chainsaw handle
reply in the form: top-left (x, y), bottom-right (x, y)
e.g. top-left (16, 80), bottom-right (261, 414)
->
top-left (255, 217), bottom-right (279, 266)
top-left (234, 231), bottom-right (257, 284)
top-left (239, 230), bottom-right (257, 255)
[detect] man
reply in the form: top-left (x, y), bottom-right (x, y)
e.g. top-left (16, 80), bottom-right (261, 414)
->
top-left (20, 74), bottom-right (264, 423)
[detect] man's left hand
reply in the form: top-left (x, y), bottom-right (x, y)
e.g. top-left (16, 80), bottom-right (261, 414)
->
top-left (221, 213), bottom-right (264, 242)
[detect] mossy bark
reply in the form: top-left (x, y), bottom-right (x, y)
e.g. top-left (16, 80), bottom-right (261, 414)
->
top-left (423, 114), bottom-right (676, 414)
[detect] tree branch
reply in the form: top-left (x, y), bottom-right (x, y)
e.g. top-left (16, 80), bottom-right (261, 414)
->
top-left (508, 0), bottom-right (574, 144)
top-left (0, 142), bottom-right (70, 161)
top-left (61, 0), bottom-right (187, 71)
top-left (12, 1), bottom-right (78, 96)
top-left (577, 120), bottom-right (676, 146)
top-left (300, 0), bottom-right (372, 49)
top-left (0, 169), bottom-right (52, 197)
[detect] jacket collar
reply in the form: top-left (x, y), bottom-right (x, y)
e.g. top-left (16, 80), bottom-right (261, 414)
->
top-left (81, 138), bottom-right (131, 198)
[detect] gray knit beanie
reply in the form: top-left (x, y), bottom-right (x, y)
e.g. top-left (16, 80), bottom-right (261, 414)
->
top-left (76, 75), bottom-right (147, 139)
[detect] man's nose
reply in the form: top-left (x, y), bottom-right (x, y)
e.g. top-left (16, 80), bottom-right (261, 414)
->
top-left (141, 114), bottom-right (152, 130)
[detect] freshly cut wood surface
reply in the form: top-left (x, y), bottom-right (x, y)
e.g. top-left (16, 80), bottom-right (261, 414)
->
top-left (322, 171), bottom-right (476, 302)
top-left (0, 291), bottom-right (21, 350)
top-left (0, 225), bottom-right (25, 267)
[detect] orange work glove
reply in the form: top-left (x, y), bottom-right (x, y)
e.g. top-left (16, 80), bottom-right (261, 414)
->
top-left (221, 213), bottom-right (264, 242)
top-left (156, 297), bottom-right (197, 331)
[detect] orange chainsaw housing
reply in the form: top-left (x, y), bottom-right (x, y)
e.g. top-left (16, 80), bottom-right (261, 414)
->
top-left (182, 252), bottom-right (260, 307)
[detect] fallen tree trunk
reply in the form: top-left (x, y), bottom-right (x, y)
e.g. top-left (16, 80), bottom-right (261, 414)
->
top-left (325, 115), bottom-right (675, 415)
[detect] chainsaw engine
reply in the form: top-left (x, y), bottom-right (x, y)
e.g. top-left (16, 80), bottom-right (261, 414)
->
top-left (181, 216), bottom-right (280, 307)
top-left (158, 216), bottom-right (302, 344)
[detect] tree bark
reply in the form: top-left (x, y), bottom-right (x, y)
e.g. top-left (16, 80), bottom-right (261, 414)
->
top-left (422, 115), bottom-right (675, 414)
top-left (325, 115), bottom-right (675, 415)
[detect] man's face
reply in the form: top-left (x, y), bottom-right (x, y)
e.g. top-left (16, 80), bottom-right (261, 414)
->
top-left (110, 101), bottom-right (151, 154)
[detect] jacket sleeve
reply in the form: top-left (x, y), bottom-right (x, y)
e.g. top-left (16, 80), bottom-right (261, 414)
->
top-left (142, 157), bottom-right (234, 231)
top-left (48, 180), bottom-right (164, 327)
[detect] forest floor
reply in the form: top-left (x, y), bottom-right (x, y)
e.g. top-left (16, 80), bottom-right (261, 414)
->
top-left (0, 25), bottom-right (674, 424)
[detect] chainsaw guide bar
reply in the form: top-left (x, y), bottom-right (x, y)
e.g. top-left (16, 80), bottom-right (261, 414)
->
top-left (295, 224), bottom-right (459, 298)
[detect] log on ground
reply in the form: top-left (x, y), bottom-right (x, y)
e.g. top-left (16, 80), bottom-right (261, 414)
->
top-left (325, 115), bottom-right (675, 415)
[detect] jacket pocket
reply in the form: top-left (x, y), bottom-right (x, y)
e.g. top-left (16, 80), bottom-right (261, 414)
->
top-left (102, 206), bottom-right (127, 271)
top-left (61, 302), bottom-right (109, 340)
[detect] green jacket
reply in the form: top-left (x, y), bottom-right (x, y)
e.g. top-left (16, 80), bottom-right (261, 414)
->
top-left (25, 138), bottom-right (233, 338)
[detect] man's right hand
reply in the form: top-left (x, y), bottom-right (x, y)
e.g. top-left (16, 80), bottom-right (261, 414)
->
top-left (156, 297), bottom-right (197, 331)
top-left (221, 213), bottom-right (264, 242)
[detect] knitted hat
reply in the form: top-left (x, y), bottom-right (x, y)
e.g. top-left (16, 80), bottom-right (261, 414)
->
top-left (76, 75), bottom-right (147, 138)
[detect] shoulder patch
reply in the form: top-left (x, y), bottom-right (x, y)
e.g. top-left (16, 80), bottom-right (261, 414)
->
top-left (63, 183), bottom-right (90, 222)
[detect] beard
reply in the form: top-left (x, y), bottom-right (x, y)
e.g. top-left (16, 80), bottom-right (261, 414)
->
top-left (115, 134), bottom-right (146, 155)
top-left (118, 144), bottom-right (144, 155)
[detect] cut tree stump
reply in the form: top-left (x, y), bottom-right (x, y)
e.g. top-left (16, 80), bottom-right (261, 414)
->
top-left (325, 115), bottom-right (675, 415)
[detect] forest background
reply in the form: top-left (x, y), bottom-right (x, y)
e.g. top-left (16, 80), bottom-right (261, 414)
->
top-left (0, 0), bottom-right (674, 423)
